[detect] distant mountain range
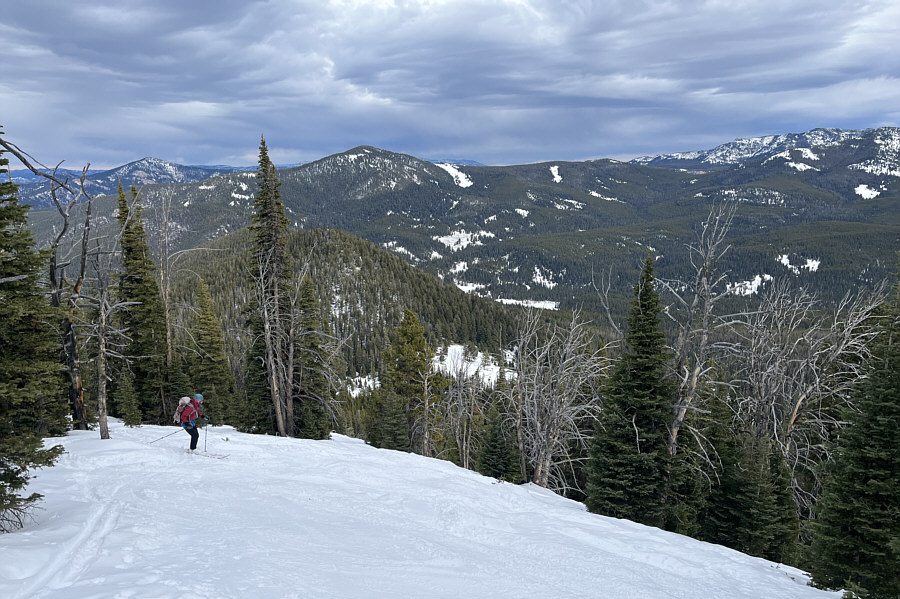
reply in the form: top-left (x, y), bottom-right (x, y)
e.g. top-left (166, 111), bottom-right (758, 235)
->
top-left (26, 127), bottom-right (900, 325)
top-left (12, 158), bottom-right (247, 208)
top-left (630, 127), bottom-right (896, 171)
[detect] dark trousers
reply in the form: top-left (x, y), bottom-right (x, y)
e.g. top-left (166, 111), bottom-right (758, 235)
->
top-left (183, 424), bottom-right (199, 450)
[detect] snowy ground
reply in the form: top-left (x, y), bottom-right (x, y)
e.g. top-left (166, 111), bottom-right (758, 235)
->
top-left (1, 421), bottom-right (840, 599)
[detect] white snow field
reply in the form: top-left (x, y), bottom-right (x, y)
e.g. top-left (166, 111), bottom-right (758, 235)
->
top-left (1, 420), bottom-right (840, 599)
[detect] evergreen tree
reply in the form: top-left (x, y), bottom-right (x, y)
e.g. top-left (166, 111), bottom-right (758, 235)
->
top-left (165, 364), bottom-right (193, 416)
top-left (585, 256), bottom-right (674, 528)
top-left (294, 275), bottom-right (331, 439)
top-left (0, 145), bottom-right (65, 532)
top-left (808, 282), bottom-right (900, 598)
top-left (114, 370), bottom-right (142, 427)
top-left (477, 411), bottom-right (520, 482)
top-left (116, 183), bottom-right (167, 422)
top-left (241, 313), bottom-right (275, 434)
top-left (698, 397), bottom-right (800, 564)
top-left (248, 135), bottom-right (293, 436)
top-left (765, 451), bottom-right (800, 565)
top-left (189, 278), bottom-right (235, 425)
top-left (381, 309), bottom-right (431, 449)
top-left (366, 388), bottom-right (411, 451)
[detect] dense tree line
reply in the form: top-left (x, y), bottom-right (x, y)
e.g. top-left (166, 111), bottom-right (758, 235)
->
top-left (3, 132), bottom-right (897, 597)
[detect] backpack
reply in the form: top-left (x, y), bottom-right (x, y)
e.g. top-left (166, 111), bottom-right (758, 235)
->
top-left (178, 401), bottom-right (200, 424)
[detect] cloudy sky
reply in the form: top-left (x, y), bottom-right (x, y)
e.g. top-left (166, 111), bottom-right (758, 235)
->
top-left (4, 0), bottom-right (899, 169)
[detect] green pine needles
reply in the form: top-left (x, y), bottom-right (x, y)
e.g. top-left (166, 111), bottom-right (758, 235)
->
top-left (586, 256), bottom-right (674, 528)
top-left (807, 279), bottom-right (900, 598)
top-left (0, 144), bottom-right (66, 532)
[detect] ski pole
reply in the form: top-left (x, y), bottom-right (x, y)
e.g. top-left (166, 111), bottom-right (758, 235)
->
top-left (148, 428), bottom-right (182, 444)
top-left (204, 423), bottom-right (208, 452)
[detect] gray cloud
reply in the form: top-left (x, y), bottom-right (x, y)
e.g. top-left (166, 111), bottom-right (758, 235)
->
top-left (3, 0), bottom-right (899, 168)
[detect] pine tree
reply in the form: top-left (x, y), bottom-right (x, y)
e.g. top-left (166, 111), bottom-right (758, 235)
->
top-left (114, 370), bottom-right (142, 427)
top-left (367, 389), bottom-right (411, 451)
top-left (0, 145), bottom-right (65, 532)
top-left (478, 411), bottom-right (520, 482)
top-left (116, 183), bottom-right (167, 422)
top-left (248, 135), bottom-right (293, 436)
top-left (585, 256), bottom-right (674, 528)
top-left (698, 398), bottom-right (800, 564)
top-left (165, 365), bottom-right (193, 419)
top-left (189, 278), bottom-right (235, 425)
top-left (808, 281), bottom-right (900, 598)
top-left (381, 309), bottom-right (432, 451)
top-left (294, 275), bottom-right (331, 439)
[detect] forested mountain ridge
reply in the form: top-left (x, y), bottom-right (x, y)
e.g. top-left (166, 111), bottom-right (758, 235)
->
top-left (169, 227), bottom-right (522, 376)
top-left (27, 127), bottom-right (900, 321)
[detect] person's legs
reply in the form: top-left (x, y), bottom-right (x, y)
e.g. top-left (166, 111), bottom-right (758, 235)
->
top-left (188, 426), bottom-right (199, 450)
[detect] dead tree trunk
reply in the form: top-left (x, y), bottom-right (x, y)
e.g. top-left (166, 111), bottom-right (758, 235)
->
top-left (658, 203), bottom-right (735, 455)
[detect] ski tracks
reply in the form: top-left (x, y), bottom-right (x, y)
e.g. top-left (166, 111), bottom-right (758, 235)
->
top-left (11, 483), bottom-right (125, 599)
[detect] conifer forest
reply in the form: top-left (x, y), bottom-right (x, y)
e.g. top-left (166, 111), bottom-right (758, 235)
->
top-left (1, 130), bottom-right (898, 598)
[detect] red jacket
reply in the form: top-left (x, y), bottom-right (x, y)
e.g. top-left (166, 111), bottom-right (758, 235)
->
top-left (176, 399), bottom-right (202, 425)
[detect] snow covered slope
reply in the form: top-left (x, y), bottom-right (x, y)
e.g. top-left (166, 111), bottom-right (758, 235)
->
top-left (632, 128), bottom-right (870, 167)
top-left (1, 421), bottom-right (839, 599)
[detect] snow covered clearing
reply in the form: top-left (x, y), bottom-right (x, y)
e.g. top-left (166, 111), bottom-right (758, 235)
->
top-left (589, 190), bottom-right (625, 203)
top-left (727, 274), bottom-right (774, 296)
top-left (0, 422), bottom-right (838, 599)
top-left (433, 230), bottom-right (495, 251)
top-left (778, 254), bottom-right (821, 274)
top-left (433, 344), bottom-right (505, 387)
top-left (854, 184), bottom-right (880, 199)
top-left (496, 297), bottom-right (560, 310)
top-left (550, 165), bottom-right (562, 183)
top-left (435, 163), bottom-right (473, 188)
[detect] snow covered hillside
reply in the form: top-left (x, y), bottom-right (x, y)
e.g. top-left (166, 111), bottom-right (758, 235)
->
top-left (1, 421), bottom-right (840, 599)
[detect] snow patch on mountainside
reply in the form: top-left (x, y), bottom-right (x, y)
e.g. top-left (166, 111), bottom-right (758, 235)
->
top-left (383, 240), bottom-right (419, 261)
top-left (787, 162), bottom-right (819, 172)
top-left (454, 280), bottom-right (487, 293)
top-left (589, 190), bottom-right (624, 203)
top-left (855, 184), bottom-right (880, 199)
top-left (718, 188), bottom-right (786, 206)
top-left (778, 254), bottom-right (821, 274)
top-left (497, 298), bottom-right (560, 310)
top-left (727, 274), bottom-right (774, 296)
top-left (433, 344), bottom-right (506, 386)
top-left (533, 265), bottom-right (559, 289)
top-left (550, 165), bottom-right (562, 183)
top-left (434, 229), bottom-right (496, 251)
top-left (634, 128), bottom-right (868, 165)
top-left (763, 149), bottom-right (820, 171)
top-left (848, 128), bottom-right (900, 176)
top-left (552, 198), bottom-right (584, 210)
top-left (436, 163), bottom-right (474, 188)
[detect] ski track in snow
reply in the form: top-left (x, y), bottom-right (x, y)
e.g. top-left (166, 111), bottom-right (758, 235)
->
top-left (0, 421), bottom-right (840, 599)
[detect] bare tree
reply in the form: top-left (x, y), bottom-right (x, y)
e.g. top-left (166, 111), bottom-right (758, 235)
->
top-left (148, 186), bottom-right (177, 369)
top-left (253, 251), bottom-right (342, 437)
top-left (408, 344), bottom-right (443, 457)
top-left (254, 249), bottom-right (293, 436)
top-left (505, 309), bottom-right (611, 490)
top-left (726, 279), bottom-right (884, 513)
top-left (80, 239), bottom-right (137, 439)
top-left (657, 203), bottom-right (736, 456)
top-left (438, 349), bottom-right (483, 469)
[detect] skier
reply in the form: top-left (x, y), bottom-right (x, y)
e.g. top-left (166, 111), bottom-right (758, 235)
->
top-left (174, 393), bottom-right (208, 452)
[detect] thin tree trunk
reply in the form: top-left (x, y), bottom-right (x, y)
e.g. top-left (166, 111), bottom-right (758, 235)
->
top-left (97, 305), bottom-right (110, 440)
